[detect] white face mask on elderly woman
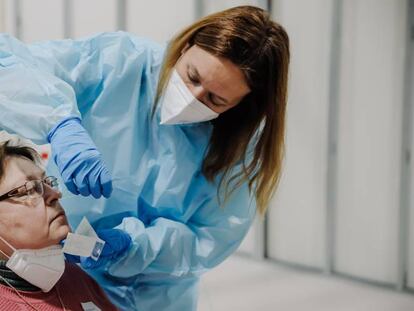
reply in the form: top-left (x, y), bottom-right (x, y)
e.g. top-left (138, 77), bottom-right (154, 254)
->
top-left (160, 69), bottom-right (219, 125)
top-left (0, 235), bottom-right (65, 292)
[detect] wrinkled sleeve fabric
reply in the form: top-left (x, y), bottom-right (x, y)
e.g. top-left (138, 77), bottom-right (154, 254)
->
top-left (0, 32), bottom-right (158, 145)
top-left (106, 176), bottom-right (256, 280)
top-left (0, 34), bottom-right (80, 144)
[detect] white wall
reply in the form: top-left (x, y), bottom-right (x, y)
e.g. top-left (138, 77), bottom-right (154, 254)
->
top-left (238, 218), bottom-right (265, 258)
top-left (267, 0), bottom-right (332, 269)
top-left (406, 2), bottom-right (414, 290)
top-left (2, 0), bottom-right (17, 36)
top-left (126, 0), bottom-right (195, 44)
top-left (410, 76), bottom-right (414, 289)
top-left (334, 0), bottom-right (406, 284)
top-left (267, 0), bottom-right (409, 288)
top-left (19, 0), bottom-right (64, 42)
top-left (0, 1), bottom-right (3, 31)
top-left (204, 0), bottom-right (267, 14)
top-left (71, 0), bottom-right (117, 39)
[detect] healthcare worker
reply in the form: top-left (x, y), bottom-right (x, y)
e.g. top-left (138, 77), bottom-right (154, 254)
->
top-left (0, 5), bottom-right (289, 311)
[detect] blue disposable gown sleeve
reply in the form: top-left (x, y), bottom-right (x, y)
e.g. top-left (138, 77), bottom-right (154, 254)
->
top-left (0, 34), bottom-right (81, 144)
top-left (0, 32), bottom-right (162, 145)
top-left (105, 178), bottom-right (256, 280)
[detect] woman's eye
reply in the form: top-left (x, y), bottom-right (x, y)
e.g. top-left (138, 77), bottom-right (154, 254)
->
top-left (188, 73), bottom-right (200, 85)
top-left (208, 94), bottom-right (220, 106)
top-left (26, 187), bottom-right (36, 196)
top-left (13, 188), bottom-right (29, 199)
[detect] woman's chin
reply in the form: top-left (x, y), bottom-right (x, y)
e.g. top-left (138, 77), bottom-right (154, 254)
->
top-left (52, 224), bottom-right (71, 245)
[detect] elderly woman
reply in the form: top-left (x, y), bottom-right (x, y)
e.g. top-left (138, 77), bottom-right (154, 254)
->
top-left (0, 139), bottom-right (117, 310)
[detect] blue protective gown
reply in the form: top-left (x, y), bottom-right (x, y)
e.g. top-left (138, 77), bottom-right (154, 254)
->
top-left (0, 32), bottom-right (256, 310)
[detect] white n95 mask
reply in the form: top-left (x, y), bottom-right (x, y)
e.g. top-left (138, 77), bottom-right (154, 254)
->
top-left (160, 69), bottom-right (219, 125)
top-left (0, 236), bottom-right (65, 292)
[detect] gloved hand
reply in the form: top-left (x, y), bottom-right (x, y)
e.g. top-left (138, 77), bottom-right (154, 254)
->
top-left (47, 117), bottom-right (112, 198)
top-left (64, 228), bottom-right (132, 269)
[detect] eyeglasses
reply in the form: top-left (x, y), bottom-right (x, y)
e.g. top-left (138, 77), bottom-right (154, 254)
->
top-left (0, 176), bottom-right (59, 202)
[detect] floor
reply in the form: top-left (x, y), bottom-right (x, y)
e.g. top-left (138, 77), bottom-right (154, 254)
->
top-left (198, 255), bottom-right (414, 311)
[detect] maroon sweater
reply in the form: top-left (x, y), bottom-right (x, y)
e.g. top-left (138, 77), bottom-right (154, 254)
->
top-left (0, 263), bottom-right (118, 310)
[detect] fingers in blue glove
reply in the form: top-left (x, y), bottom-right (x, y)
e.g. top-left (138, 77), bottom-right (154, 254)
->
top-left (64, 253), bottom-right (81, 264)
top-left (78, 184), bottom-right (91, 197)
top-left (73, 162), bottom-right (94, 197)
top-left (97, 229), bottom-right (132, 257)
top-left (64, 179), bottom-right (79, 195)
top-left (80, 256), bottom-right (106, 269)
top-left (88, 168), bottom-right (102, 199)
top-left (74, 161), bottom-right (111, 199)
top-left (99, 169), bottom-right (113, 198)
top-left (49, 117), bottom-right (113, 199)
top-left (79, 229), bottom-right (131, 270)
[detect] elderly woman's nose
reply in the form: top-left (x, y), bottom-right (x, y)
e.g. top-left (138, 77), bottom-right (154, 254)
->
top-left (43, 184), bottom-right (62, 206)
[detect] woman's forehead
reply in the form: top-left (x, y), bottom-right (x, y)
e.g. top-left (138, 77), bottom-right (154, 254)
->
top-left (0, 157), bottom-right (43, 191)
top-left (184, 45), bottom-right (251, 101)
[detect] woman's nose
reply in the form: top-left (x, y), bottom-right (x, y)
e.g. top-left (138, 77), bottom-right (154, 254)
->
top-left (43, 184), bottom-right (62, 206)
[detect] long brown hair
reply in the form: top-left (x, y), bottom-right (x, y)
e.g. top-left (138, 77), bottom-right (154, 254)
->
top-left (155, 6), bottom-right (290, 215)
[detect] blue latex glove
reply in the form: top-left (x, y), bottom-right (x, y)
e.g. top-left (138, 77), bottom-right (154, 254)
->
top-left (63, 229), bottom-right (132, 269)
top-left (47, 117), bottom-right (112, 198)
